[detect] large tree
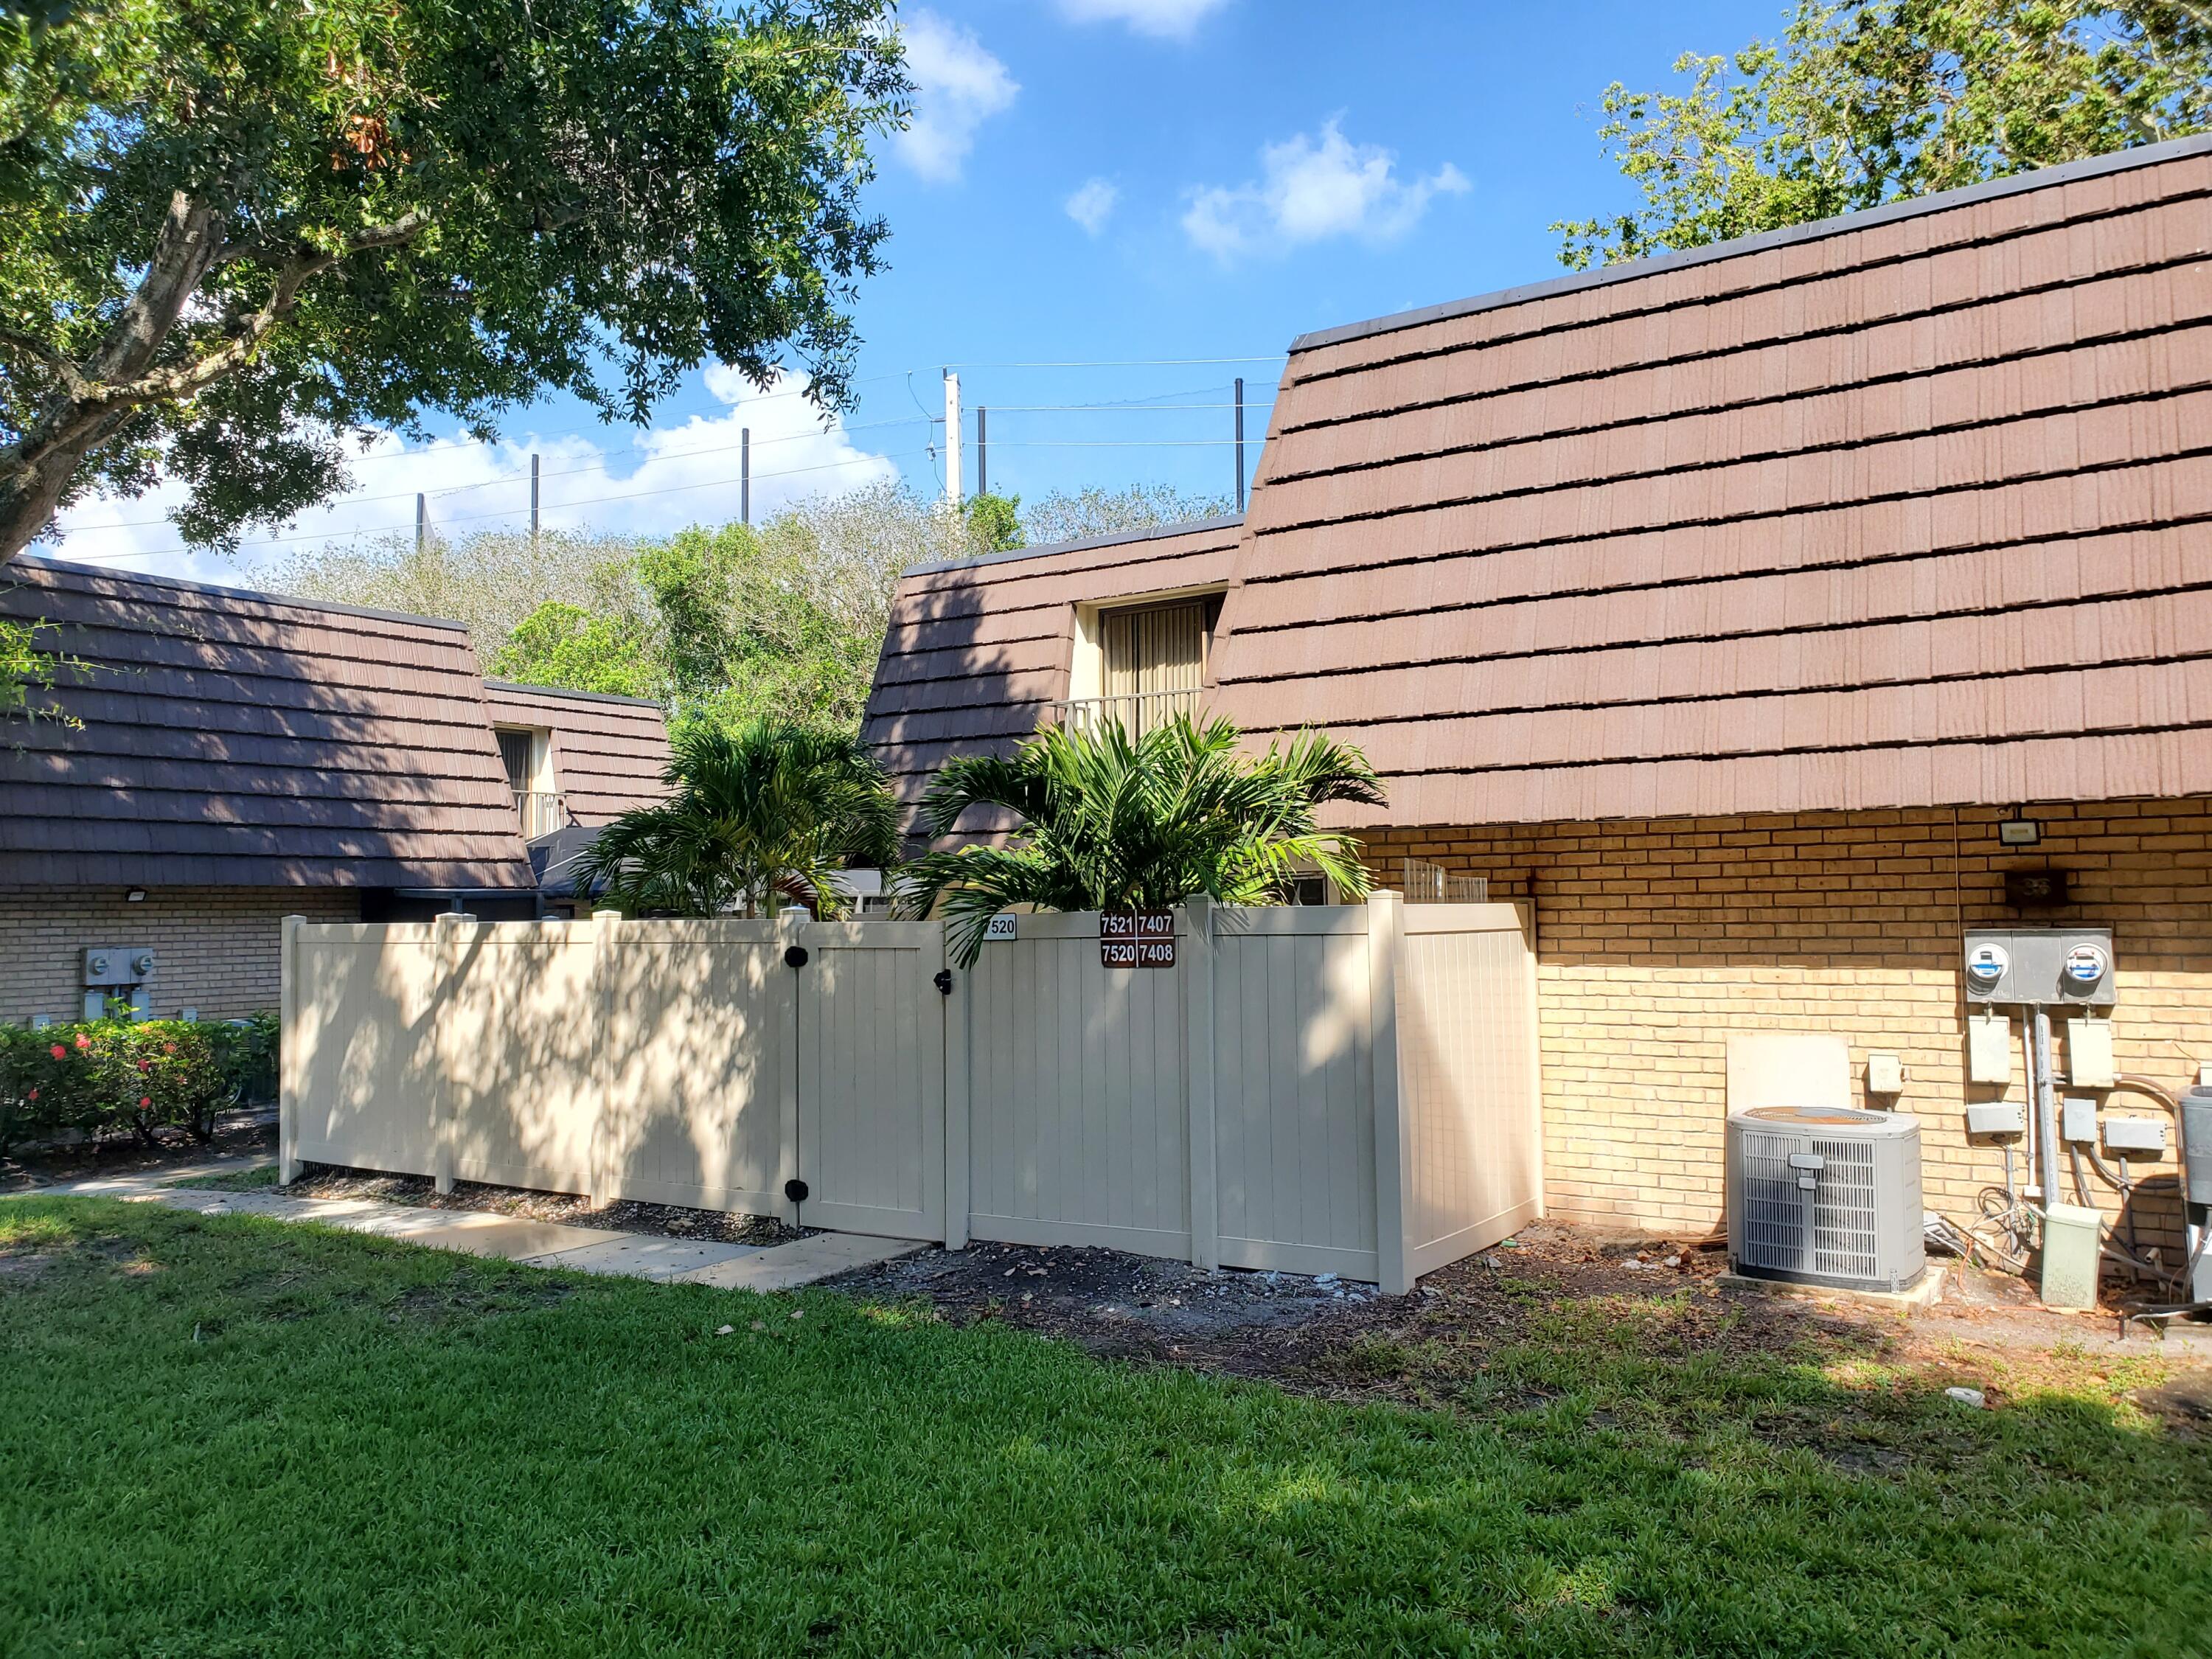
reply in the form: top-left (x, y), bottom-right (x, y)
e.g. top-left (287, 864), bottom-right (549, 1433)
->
top-left (0, 0), bottom-right (906, 562)
top-left (1555, 1), bottom-right (2212, 269)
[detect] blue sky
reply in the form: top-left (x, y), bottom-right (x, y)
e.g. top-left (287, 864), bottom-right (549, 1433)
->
top-left (60, 0), bottom-right (1787, 581)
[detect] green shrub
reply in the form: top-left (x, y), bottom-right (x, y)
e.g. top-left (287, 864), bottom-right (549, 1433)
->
top-left (0, 1014), bottom-right (277, 1158)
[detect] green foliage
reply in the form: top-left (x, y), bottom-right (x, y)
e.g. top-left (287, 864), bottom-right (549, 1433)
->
top-left (962, 491), bottom-right (1024, 553)
top-left (265, 527), bottom-right (639, 651)
top-left (490, 603), bottom-right (656, 699)
top-left (902, 715), bottom-right (1386, 966)
top-left (267, 481), bottom-right (996, 734)
top-left (1019, 483), bottom-right (1238, 546)
top-left (0, 608), bottom-right (83, 729)
top-left (0, 0), bottom-right (908, 557)
top-left (1556, 1), bottom-right (2212, 269)
top-left (0, 1015), bottom-right (272, 1155)
top-left (579, 719), bottom-right (900, 918)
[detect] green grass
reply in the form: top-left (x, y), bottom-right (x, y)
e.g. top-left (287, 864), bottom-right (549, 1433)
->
top-left (167, 1163), bottom-right (279, 1191)
top-left (1, 1199), bottom-right (2206, 1658)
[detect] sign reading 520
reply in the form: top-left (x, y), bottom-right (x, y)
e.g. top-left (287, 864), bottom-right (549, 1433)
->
top-left (1100, 909), bottom-right (1176, 969)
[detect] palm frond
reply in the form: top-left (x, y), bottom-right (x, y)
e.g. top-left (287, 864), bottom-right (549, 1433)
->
top-left (902, 712), bottom-right (1388, 966)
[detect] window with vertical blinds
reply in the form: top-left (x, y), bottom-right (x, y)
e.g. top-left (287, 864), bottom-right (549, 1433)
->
top-left (1097, 600), bottom-right (1208, 736)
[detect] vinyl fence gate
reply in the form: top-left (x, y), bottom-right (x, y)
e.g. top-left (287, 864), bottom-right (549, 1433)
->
top-left (282, 894), bottom-right (1542, 1290)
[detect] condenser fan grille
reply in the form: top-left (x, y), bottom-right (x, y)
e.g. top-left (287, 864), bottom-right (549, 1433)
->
top-left (1810, 1138), bottom-right (1879, 1281)
top-left (1738, 1131), bottom-right (1806, 1273)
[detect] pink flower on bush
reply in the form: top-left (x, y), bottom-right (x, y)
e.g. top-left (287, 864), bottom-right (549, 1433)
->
top-left (73, 1032), bottom-right (90, 1050)
top-left (49, 1043), bottom-right (66, 1060)
top-left (162, 1042), bottom-right (176, 1054)
top-left (137, 1058), bottom-right (151, 1073)
top-left (26, 1088), bottom-right (38, 1102)
top-left (138, 1096), bottom-right (151, 1109)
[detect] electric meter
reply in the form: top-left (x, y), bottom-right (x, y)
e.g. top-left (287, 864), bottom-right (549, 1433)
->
top-left (2062, 942), bottom-right (2109, 989)
top-left (1964, 941), bottom-right (2009, 986)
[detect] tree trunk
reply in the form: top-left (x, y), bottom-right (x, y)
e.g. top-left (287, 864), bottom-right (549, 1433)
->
top-left (0, 434), bottom-right (96, 563)
top-left (0, 190), bottom-right (226, 566)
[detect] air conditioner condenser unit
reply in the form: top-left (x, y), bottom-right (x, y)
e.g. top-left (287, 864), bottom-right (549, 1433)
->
top-left (1726, 1105), bottom-right (1927, 1294)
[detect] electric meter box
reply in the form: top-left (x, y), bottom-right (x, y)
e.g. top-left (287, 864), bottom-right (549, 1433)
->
top-left (1967, 1011), bottom-right (2014, 1085)
top-left (1961, 928), bottom-right (2115, 1007)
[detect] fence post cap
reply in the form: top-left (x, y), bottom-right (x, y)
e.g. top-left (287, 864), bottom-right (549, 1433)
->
top-left (591, 908), bottom-right (625, 922)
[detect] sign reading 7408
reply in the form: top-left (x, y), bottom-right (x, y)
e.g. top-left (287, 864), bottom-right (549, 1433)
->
top-left (1100, 909), bottom-right (1176, 969)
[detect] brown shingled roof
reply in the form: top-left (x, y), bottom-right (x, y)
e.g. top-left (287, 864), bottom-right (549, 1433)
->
top-left (1, 557), bottom-right (535, 887)
top-left (863, 516), bottom-right (1245, 827)
top-left (480, 680), bottom-right (672, 824)
top-left (1204, 133), bottom-right (2212, 826)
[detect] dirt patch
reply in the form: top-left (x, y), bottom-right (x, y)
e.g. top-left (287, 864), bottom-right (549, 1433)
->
top-left (824, 1220), bottom-right (2212, 1407)
top-left (272, 1165), bottom-right (801, 1248)
top-left (1, 1107), bottom-right (276, 1192)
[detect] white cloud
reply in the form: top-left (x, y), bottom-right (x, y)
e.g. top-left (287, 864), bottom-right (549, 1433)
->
top-left (893, 10), bottom-right (1018, 184)
top-left (1057, 0), bottom-right (1232, 40)
top-left (1181, 119), bottom-right (1470, 262)
top-left (1064, 177), bottom-right (1119, 235)
top-left (45, 368), bottom-right (898, 585)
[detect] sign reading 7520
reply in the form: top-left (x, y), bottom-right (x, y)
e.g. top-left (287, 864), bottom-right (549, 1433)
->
top-left (1099, 909), bottom-right (1176, 969)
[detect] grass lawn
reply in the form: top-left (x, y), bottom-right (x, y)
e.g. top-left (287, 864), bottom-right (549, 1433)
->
top-left (3, 1199), bottom-right (2206, 1658)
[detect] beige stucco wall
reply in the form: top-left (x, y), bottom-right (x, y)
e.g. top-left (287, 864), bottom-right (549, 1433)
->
top-left (1366, 799), bottom-right (2211, 1262)
top-left (0, 886), bottom-right (358, 1024)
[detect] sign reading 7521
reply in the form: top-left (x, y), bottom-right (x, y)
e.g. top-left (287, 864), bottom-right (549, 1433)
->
top-left (1099, 909), bottom-right (1176, 969)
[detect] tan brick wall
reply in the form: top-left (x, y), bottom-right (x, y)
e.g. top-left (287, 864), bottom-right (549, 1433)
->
top-left (0, 886), bottom-right (358, 1023)
top-left (1366, 800), bottom-right (2211, 1263)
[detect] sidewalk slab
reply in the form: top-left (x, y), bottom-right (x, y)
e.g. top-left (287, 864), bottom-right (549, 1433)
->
top-left (11, 1166), bottom-right (927, 1295)
top-left (522, 1234), bottom-right (766, 1281)
top-left (337, 1208), bottom-right (616, 1261)
top-left (677, 1231), bottom-right (923, 1292)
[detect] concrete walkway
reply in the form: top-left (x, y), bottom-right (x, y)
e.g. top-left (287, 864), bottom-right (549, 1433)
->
top-left (16, 1160), bottom-right (923, 1292)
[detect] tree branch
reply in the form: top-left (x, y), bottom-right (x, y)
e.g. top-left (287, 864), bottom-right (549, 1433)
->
top-left (0, 330), bottom-right (89, 400)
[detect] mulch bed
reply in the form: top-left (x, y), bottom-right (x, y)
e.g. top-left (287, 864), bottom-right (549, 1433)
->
top-left (1, 1107), bottom-right (277, 1193)
top-left (825, 1222), bottom-right (1761, 1391)
top-left (268, 1166), bottom-right (802, 1248)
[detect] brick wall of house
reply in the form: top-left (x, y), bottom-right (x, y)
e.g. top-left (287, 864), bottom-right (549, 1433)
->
top-left (0, 887), bottom-right (359, 1024)
top-left (1365, 799), bottom-right (2211, 1266)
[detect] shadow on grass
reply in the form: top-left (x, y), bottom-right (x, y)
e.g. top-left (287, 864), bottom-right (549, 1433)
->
top-left (1, 1197), bottom-right (2206, 1659)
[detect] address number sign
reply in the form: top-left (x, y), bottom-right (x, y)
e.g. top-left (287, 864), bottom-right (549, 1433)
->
top-left (1100, 909), bottom-right (1176, 969)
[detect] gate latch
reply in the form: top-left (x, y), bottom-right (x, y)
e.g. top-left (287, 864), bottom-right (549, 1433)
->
top-left (784, 1178), bottom-right (810, 1204)
top-left (784, 945), bottom-right (809, 970)
top-left (933, 970), bottom-right (953, 995)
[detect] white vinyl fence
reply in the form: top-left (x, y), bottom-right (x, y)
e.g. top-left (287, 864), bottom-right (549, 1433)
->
top-left (281, 895), bottom-right (1540, 1290)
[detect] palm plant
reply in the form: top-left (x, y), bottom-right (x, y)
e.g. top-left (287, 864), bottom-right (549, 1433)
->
top-left (900, 714), bottom-right (1386, 966)
top-left (578, 720), bottom-right (900, 918)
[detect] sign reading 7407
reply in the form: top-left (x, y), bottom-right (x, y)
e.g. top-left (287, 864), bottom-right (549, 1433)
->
top-left (1100, 909), bottom-right (1176, 969)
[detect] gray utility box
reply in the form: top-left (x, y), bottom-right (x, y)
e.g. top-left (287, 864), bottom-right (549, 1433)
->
top-left (1726, 1105), bottom-right (1927, 1294)
top-left (1961, 928), bottom-right (2115, 1007)
top-left (2183, 1088), bottom-right (2212, 1207)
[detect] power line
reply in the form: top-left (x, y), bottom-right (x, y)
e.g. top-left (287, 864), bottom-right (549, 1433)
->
top-left (49, 446), bottom-right (934, 566)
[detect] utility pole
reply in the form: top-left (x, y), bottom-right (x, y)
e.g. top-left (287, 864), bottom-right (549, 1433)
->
top-left (529, 453), bottom-right (540, 552)
top-left (976, 406), bottom-right (988, 498)
top-left (741, 427), bottom-right (751, 524)
top-left (415, 492), bottom-right (427, 553)
top-left (1233, 377), bottom-right (1246, 513)
top-left (942, 369), bottom-right (962, 510)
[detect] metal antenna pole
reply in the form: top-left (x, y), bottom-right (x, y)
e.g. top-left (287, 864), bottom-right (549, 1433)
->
top-left (1234, 377), bottom-right (1246, 512)
top-left (741, 428), bottom-right (751, 524)
top-left (977, 406), bottom-right (988, 498)
top-left (415, 493), bottom-right (426, 553)
top-left (529, 453), bottom-right (540, 551)
top-left (942, 369), bottom-right (962, 509)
